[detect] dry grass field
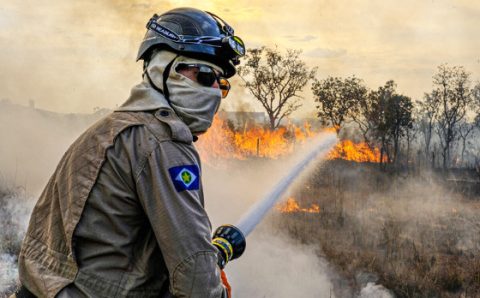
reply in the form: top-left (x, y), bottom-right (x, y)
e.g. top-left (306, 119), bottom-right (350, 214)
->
top-left (273, 161), bottom-right (480, 297)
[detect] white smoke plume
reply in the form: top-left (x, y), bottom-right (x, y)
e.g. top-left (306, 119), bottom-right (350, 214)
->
top-left (359, 283), bottom-right (394, 298)
top-left (228, 230), bottom-right (336, 297)
top-left (0, 253), bottom-right (19, 293)
top-left (0, 183), bottom-right (35, 294)
top-left (202, 134), bottom-right (343, 297)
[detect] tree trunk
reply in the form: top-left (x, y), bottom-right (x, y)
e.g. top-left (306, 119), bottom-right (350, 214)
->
top-left (393, 134), bottom-right (400, 166)
top-left (380, 147), bottom-right (384, 170)
top-left (461, 138), bottom-right (466, 167)
top-left (443, 146), bottom-right (449, 170)
top-left (407, 134), bottom-right (411, 171)
top-left (268, 113), bottom-right (276, 130)
top-left (425, 125), bottom-right (432, 163)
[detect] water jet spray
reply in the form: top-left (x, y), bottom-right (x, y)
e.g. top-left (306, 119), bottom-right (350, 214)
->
top-left (212, 132), bottom-right (338, 268)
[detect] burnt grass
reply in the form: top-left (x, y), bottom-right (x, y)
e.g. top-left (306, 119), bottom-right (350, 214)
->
top-left (271, 160), bottom-right (480, 297)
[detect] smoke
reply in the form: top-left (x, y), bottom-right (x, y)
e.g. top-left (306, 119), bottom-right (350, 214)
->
top-left (359, 283), bottom-right (393, 298)
top-left (0, 0), bottom-right (146, 113)
top-left (202, 135), bottom-right (348, 297)
top-left (0, 102), bottom-right (103, 294)
top-left (288, 160), bottom-right (480, 295)
top-left (235, 133), bottom-right (337, 236)
top-left (0, 101), bottom-right (105, 193)
top-left (354, 175), bottom-right (480, 255)
top-left (0, 0), bottom-right (257, 114)
top-left (0, 182), bottom-right (35, 294)
top-left (228, 230), bottom-right (336, 297)
top-left (2, 0), bottom-right (480, 117)
top-left (0, 253), bottom-right (19, 294)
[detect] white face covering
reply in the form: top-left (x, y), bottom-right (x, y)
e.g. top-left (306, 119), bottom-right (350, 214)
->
top-left (147, 51), bottom-right (223, 135)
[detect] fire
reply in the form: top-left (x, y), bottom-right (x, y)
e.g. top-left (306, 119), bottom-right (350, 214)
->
top-left (196, 116), bottom-right (314, 161)
top-left (194, 116), bottom-right (243, 165)
top-left (323, 126), bottom-right (339, 134)
top-left (327, 140), bottom-right (384, 163)
top-left (196, 116), bottom-right (385, 163)
top-left (234, 126), bottom-right (290, 158)
top-left (276, 197), bottom-right (321, 213)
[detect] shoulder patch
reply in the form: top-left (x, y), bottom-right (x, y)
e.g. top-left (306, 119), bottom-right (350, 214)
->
top-left (168, 165), bottom-right (200, 192)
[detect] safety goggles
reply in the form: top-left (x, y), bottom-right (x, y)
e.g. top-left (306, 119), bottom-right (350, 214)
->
top-left (176, 63), bottom-right (231, 98)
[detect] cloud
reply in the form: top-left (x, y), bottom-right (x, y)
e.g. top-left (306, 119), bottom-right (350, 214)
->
top-left (305, 47), bottom-right (347, 58)
top-left (130, 3), bottom-right (152, 9)
top-left (284, 35), bottom-right (317, 43)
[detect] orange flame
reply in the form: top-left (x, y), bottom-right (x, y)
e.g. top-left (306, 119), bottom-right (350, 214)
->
top-left (327, 140), bottom-right (385, 163)
top-left (196, 116), bottom-right (385, 163)
top-left (276, 197), bottom-right (321, 213)
top-left (196, 116), bottom-right (314, 161)
top-left (323, 126), bottom-right (339, 134)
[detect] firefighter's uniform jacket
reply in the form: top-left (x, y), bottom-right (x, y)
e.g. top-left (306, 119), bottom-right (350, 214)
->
top-left (18, 80), bottom-right (225, 298)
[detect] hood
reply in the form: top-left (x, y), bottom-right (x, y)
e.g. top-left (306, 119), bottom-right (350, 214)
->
top-left (115, 79), bottom-right (171, 112)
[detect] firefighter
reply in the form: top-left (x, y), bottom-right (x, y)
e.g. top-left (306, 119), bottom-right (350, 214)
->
top-left (14, 7), bottom-right (245, 298)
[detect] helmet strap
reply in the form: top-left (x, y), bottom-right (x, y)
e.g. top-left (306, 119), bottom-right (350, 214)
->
top-left (144, 54), bottom-right (185, 125)
top-left (145, 70), bottom-right (163, 94)
top-left (143, 54), bottom-right (179, 105)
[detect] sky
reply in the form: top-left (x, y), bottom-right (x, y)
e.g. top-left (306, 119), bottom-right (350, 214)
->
top-left (0, 0), bottom-right (479, 116)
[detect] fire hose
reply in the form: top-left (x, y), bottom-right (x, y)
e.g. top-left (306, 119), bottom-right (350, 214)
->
top-left (212, 133), bottom-right (337, 268)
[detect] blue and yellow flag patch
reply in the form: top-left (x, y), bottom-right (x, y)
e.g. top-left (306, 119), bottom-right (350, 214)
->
top-left (168, 165), bottom-right (200, 192)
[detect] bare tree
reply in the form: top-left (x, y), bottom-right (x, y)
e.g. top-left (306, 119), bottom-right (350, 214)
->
top-left (237, 47), bottom-right (316, 130)
top-left (350, 87), bottom-right (376, 147)
top-left (417, 95), bottom-right (439, 165)
top-left (457, 119), bottom-right (477, 166)
top-left (405, 118), bottom-right (420, 167)
top-left (388, 94), bottom-right (414, 165)
top-left (312, 76), bottom-right (367, 133)
top-left (430, 64), bottom-right (473, 169)
top-left (473, 83), bottom-right (480, 111)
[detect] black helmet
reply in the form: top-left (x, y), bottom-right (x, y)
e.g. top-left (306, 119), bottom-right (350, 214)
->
top-left (137, 7), bottom-right (245, 78)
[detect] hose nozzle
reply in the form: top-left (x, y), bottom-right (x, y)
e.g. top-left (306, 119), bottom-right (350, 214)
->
top-left (212, 224), bottom-right (246, 269)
